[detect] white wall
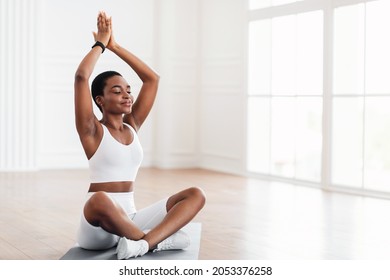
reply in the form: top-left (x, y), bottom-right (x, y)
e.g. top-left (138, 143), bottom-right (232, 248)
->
top-left (0, 0), bottom-right (37, 170)
top-left (151, 0), bottom-right (201, 168)
top-left (152, 0), bottom-right (248, 175)
top-left (199, 0), bottom-right (247, 175)
top-left (0, 0), bottom-right (247, 175)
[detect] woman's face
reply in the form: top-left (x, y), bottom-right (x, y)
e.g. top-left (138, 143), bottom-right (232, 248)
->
top-left (98, 75), bottom-right (134, 115)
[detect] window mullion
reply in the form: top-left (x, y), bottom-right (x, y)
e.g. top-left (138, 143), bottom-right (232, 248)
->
top-left (321, 0), bottom-right (333, 190)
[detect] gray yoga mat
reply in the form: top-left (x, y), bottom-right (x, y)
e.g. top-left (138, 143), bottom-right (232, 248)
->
top-left (60, 223), bottom-right (201, 260)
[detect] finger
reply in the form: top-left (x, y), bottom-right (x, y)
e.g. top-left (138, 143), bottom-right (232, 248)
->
top-left (101, 12), bottom-right (108, 28)
top-left (101, 11), bottom-right (107, 22)
top-left (97, 13), bottom-right (103, 28)
top-left (99, 11), bottom-right (106, 22)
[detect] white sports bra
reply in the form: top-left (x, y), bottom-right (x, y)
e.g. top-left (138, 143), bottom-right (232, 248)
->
top-left (88, 123), bottom-right (143, 183)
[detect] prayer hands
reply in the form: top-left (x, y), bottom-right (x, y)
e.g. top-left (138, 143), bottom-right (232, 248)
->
top-left (93, 11), bottom-right (111, 47)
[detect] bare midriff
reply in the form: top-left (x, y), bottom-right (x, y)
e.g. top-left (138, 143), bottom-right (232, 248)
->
top-left (88, 181), bottom-right (134, 193)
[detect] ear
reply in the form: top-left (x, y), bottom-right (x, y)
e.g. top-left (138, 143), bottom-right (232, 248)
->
top-left (95, 95), bottom-right (103, 106)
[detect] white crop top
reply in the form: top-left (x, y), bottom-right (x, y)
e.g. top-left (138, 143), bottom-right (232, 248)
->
top-left (88, 123), bottom-right (143, 183)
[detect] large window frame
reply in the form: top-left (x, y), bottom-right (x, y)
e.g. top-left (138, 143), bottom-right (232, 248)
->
top-left (247, 0), bottom-right (390, 198)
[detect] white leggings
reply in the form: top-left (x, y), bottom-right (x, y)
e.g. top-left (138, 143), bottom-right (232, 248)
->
top-left (76, 192), bottom-right (168, 250)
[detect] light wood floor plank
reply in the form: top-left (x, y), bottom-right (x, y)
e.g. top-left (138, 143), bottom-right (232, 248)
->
top-left (1, 168), bottom-right (390, 259)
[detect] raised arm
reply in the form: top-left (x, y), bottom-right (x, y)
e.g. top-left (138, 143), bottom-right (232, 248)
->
top-left (106, 30), bottom-right (160, 131)
top-left (74, 12), bottom-right (111, 153)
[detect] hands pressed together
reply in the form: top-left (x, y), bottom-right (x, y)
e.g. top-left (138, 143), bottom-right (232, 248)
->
top-left (93, 11), bottom-right (117, 51)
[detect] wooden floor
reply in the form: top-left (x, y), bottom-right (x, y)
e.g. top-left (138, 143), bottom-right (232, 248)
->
top-left (1, 168), bottom-right (390, 260)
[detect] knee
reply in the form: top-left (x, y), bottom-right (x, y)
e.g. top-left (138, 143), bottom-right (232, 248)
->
top-left (187, 187), bottom-right (206, 208)
top-left (85, 191), bottom-right (114, 216)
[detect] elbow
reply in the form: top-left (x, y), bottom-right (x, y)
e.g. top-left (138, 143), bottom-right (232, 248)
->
top-left (143, 73), bottom-right (160, 88)
top-left (74, 70), bottom-right (90, 83)
top-left (152, 73), bottom-right (160, 85)
top-left (147, 70), bottom-right (160, 83)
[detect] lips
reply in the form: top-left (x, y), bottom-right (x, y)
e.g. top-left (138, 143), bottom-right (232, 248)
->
top-left (121, 101), bottom-right (132, 106)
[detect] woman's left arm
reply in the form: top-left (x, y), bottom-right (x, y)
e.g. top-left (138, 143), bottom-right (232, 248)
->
top-left (107, 33), bottom-right (160, 130)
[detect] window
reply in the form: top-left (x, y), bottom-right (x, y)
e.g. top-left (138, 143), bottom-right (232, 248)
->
top-left (249, 0), bottom-right (303, 10)
top-left (332, 1), bottom-right (390, 192)
top-left (248, 0), bottom-right (390, 194)
top-left (248, 9), bottom-right (323, 182)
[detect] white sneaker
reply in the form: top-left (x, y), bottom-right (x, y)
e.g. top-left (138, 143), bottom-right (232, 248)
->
top-left (153, 230), bottom-right (190, 252)
top-left (116, 237), bottom-right (149, 259)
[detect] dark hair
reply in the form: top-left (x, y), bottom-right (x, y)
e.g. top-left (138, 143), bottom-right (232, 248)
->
top-left (91, 70), bottom-right (122, 112)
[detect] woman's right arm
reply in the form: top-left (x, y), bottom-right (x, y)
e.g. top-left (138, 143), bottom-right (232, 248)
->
top-left (74, 12), bottom-right (111, 141)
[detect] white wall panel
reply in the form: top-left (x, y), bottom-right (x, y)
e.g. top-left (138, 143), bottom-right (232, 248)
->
top-left (200, 94), bottom-right (242, 159)
top-left (199, 0), bottom-right (246, 175)
top-left (201, 0), bottom-right (245, 59)
top-left (151, 0), bottom-right (200, 168)
top-left (0, 0), bottom-right (37, 170)
top-left (201, 59), bottom-right (244, 89)
top-left (170, 90), bottom-right (197, 155)
top-left (166, 60), bottom-right (199, 88)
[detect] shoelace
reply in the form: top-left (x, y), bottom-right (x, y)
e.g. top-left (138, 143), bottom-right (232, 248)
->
top-left (153, 238), bottom-right (173, 252)
top-left (133, 241), bottom-right (149, 258)
top-left (160, 238), bottom-right (174, 250)
top-left (117, 238), bottom-right (147, 259)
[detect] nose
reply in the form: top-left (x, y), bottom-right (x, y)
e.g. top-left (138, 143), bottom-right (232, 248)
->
top-left (123, 93), bottom-right (133, 103)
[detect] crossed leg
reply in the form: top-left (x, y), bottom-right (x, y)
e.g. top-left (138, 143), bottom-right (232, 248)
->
top-left (142, 187), bottom-right (206, 249)
top-left (83, 187), bottom-right (206, 250)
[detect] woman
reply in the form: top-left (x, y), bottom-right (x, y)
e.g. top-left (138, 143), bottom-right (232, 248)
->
top-left (74, 11), bottom-right (205, 259)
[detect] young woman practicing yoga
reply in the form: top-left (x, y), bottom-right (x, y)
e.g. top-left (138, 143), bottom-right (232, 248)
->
top-left (74, 11), bottom-right (205, 259)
